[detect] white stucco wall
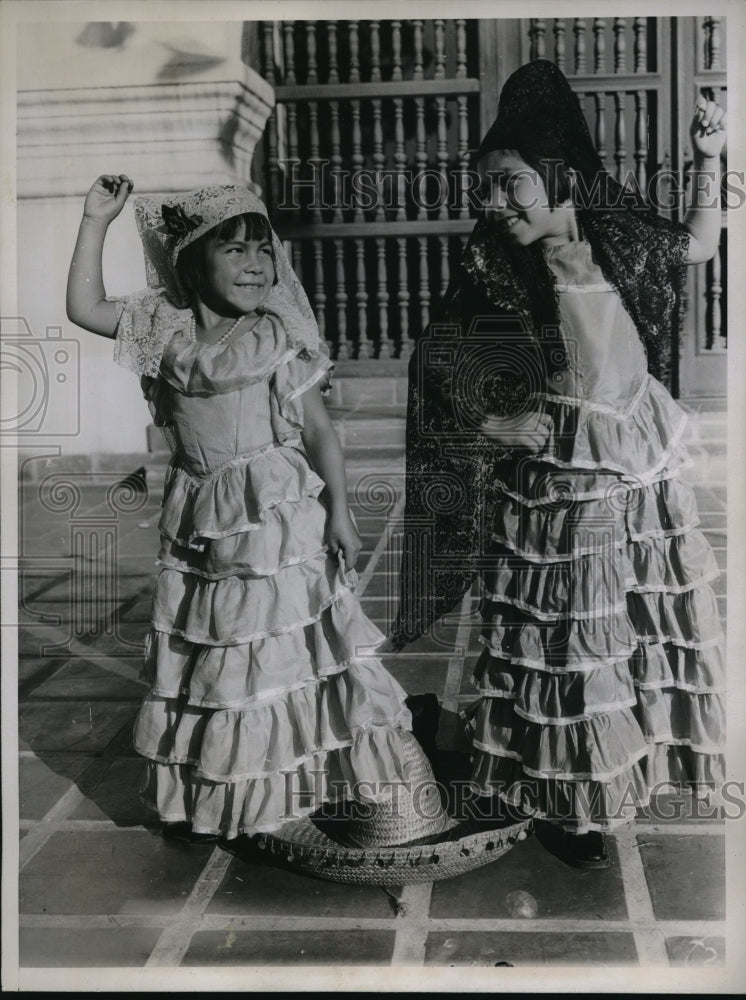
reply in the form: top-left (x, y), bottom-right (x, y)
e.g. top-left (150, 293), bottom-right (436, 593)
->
top-left (15, 20), bottom-right (273, 460)
top-left (17, 195), bottom-right (149, 456)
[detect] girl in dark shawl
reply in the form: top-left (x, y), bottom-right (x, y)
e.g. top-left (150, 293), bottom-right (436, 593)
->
top-left (389, 60), bottom-right (726, 868)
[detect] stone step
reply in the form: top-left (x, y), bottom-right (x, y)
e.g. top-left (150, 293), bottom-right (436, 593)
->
top-left (325, 361), bottom-right (408, 409)
top-left (147, 410), bottom-right (725, 454)
top-left (331, 416), bottom-right (405, 449)
top-left (140, 462), bottom-right (407, 505)
top-left (21, 400), bottom-right (725, 496)
top-left (142, 444), bottom-right (407, 486)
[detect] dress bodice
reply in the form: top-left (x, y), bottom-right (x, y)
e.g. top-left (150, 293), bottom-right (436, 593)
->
top-left (153, 314), bottom-right (320, 479)
top-left (542, 240), bottom-right (648, 408)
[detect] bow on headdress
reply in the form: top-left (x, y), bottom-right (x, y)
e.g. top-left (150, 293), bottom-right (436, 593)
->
top-left (159, 204), bottom-right (204, 240)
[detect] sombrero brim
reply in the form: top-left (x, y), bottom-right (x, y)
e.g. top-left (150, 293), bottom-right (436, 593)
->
top-left (249, 814), bottom-right (533, 886)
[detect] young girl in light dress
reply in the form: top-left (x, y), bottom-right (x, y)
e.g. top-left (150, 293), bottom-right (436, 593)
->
top-left (391, 60), bottom-right (726, 869)
top-left (67, 180), bottom-right (414, 846)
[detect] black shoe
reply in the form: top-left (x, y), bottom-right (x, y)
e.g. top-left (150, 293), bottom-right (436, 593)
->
top-left (405, 693), bottom-right (440, 759)
top-left (217, 833), bottom-right (260, 859)
top-left (560, 830), bottom-right (609, 869)
top-left (162, 822), bottom-right (219, 845)
top-left (536, 823), bottom-right (609, 869)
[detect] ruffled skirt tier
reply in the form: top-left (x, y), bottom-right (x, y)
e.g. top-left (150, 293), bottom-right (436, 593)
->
top-left (135, 445), bottom-right (412, 838)
top-left (466, 380), bottom-right (725, 832)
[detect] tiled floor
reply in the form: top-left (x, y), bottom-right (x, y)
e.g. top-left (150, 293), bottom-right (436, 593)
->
top-left (11, 413), bottom-right (732, 978)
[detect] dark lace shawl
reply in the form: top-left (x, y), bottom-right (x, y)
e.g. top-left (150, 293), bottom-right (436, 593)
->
top-left (388, 59), bottom-right (690, 650)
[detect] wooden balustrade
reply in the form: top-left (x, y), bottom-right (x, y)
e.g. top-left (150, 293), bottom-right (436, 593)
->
top-left (258, 17), bottom-right (726, 363)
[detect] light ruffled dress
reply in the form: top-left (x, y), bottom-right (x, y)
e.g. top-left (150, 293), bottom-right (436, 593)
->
top-left (117, 306), bottom-right (412, 837)
top-left (465, 239), bottom-right (725, 832)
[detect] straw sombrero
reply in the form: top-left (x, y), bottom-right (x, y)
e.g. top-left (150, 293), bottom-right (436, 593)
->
top-left (242, 731), bottom-right (533, 886)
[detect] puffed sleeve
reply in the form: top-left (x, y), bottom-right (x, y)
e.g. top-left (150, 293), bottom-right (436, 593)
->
top-left (108, 287), bottom-right (191, 377)
top-left (269, 327), bottom-right (335, 442)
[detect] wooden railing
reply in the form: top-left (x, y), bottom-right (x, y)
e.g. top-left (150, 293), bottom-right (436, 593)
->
top-left (696, 15), bottom-right (727, 354)
top-left (261, 19), bottom-right (483, 361)
top-left (259, 17), bottom-right (726, 367)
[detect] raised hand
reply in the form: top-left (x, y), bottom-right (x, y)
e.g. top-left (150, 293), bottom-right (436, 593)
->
top-left (690, 95), bottom-right (726, 160)
top-left (83, 174), bottom-right (134, 224)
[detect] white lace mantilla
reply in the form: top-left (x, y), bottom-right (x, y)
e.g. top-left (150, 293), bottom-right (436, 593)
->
top-left (113, 184), bottom-right (330, 378)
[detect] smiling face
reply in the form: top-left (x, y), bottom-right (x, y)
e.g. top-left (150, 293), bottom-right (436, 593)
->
top-left (477, 149), bottom-right (575, 248)
top-left (200, 223), bottom-right (275, 317)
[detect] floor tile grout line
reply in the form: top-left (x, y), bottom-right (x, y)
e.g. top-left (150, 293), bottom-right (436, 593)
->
top-left (143, 847), bottom-right (234, 967)
top-left (383, 588), bottom-right (470, 965)
top-left (18, 755), bottom-right (112, 871)
top-left (390, 883), bottom-right (434, 965)
top-left (614, 824), bottom-right (670, 966)
top-left (18, 914), bottom-right (403, 931)
top-left (19, 819), bottom-right (160, 831)
top-left (630, 823), bottom-right (725, 836)
top-left (17, 620), bottom-right (149, 689)
top-left (18, 658), bottom-right (73, 699)
top-left (354, 490), bottom-right (405, 600)
top-left (18, 748), bottom-right (141, 759)
top-left (18, 913), bottom-right (727, 935)
top-left (18, 819), bottom-right (728, 840)
top-left (22, 696), bottom-right (144, 704)
top-left (448, 591), bottom-right (476, 696)
top-left (388, 916), bottom-right (726, 935)
top-left (436, 590), bottom-right (475, 750)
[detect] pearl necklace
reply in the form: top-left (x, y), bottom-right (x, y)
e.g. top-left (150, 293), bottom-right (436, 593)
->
top-left (189, 313), bottom-right (248, 346)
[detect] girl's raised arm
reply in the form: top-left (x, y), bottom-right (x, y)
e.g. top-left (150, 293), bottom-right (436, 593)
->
top-left (682, 96), bottom-right (726, 266)
top-left (66, 174), bottom-right (133, 338)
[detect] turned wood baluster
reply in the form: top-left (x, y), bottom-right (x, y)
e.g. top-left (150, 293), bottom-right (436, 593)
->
top-left (283, 22), bottom-right (298, 166)
top-left (705, 17), bottom-right (722, 70)
top-left (261, 22), bottom-right (280, 208)
top-left (326, 22), bottom-right (349, 360)
top-left (708, 241), bottom-right (723, 350)
top-left (613, 18), bottom-right (626, 73)
top-left (435, 19), bottom-right (450, 295)
top-left (348, 21), bottom-right (370, 360)
top-left (632, 15), bottom-right (649, 199)
top-left (392, 20), bottom-right (410, 358)
top-left (633, 17), bottom-right (647, 73)
top-left (574, 19), bottom-right (587, 73)
top-left (594, 93), bottom-right (607, 167)
top-left (614, 92), bottom-right (627, 184)
top-left (634, 90), bottom-right (648, 193)
top-left (413, 19), bottom-right (430, 331)
top-left (303, 22), bottom-right (327, 344)
top-left (370, 21), bottom-right (391, 359)
top-left (529, 19), bottom-right (546, 61)
top-left (307, 22), bottom-right (321, 226)
top-left (312, 241), bottom-right (326, 343)
top-left (594, 18), bottom-right (606, 73)
top-left (456, 19), bottom-right (470, 221)
top-left (554, 19), bottom-right (566, 72)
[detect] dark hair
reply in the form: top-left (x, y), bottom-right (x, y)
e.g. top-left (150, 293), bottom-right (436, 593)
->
top-left (475, 144), bottom-right (572, 210)
top-left (176, 212), bottom-right (277, 303)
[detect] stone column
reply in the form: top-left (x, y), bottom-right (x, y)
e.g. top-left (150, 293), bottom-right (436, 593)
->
top-left (15, 20), bottom-right (274, 458)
